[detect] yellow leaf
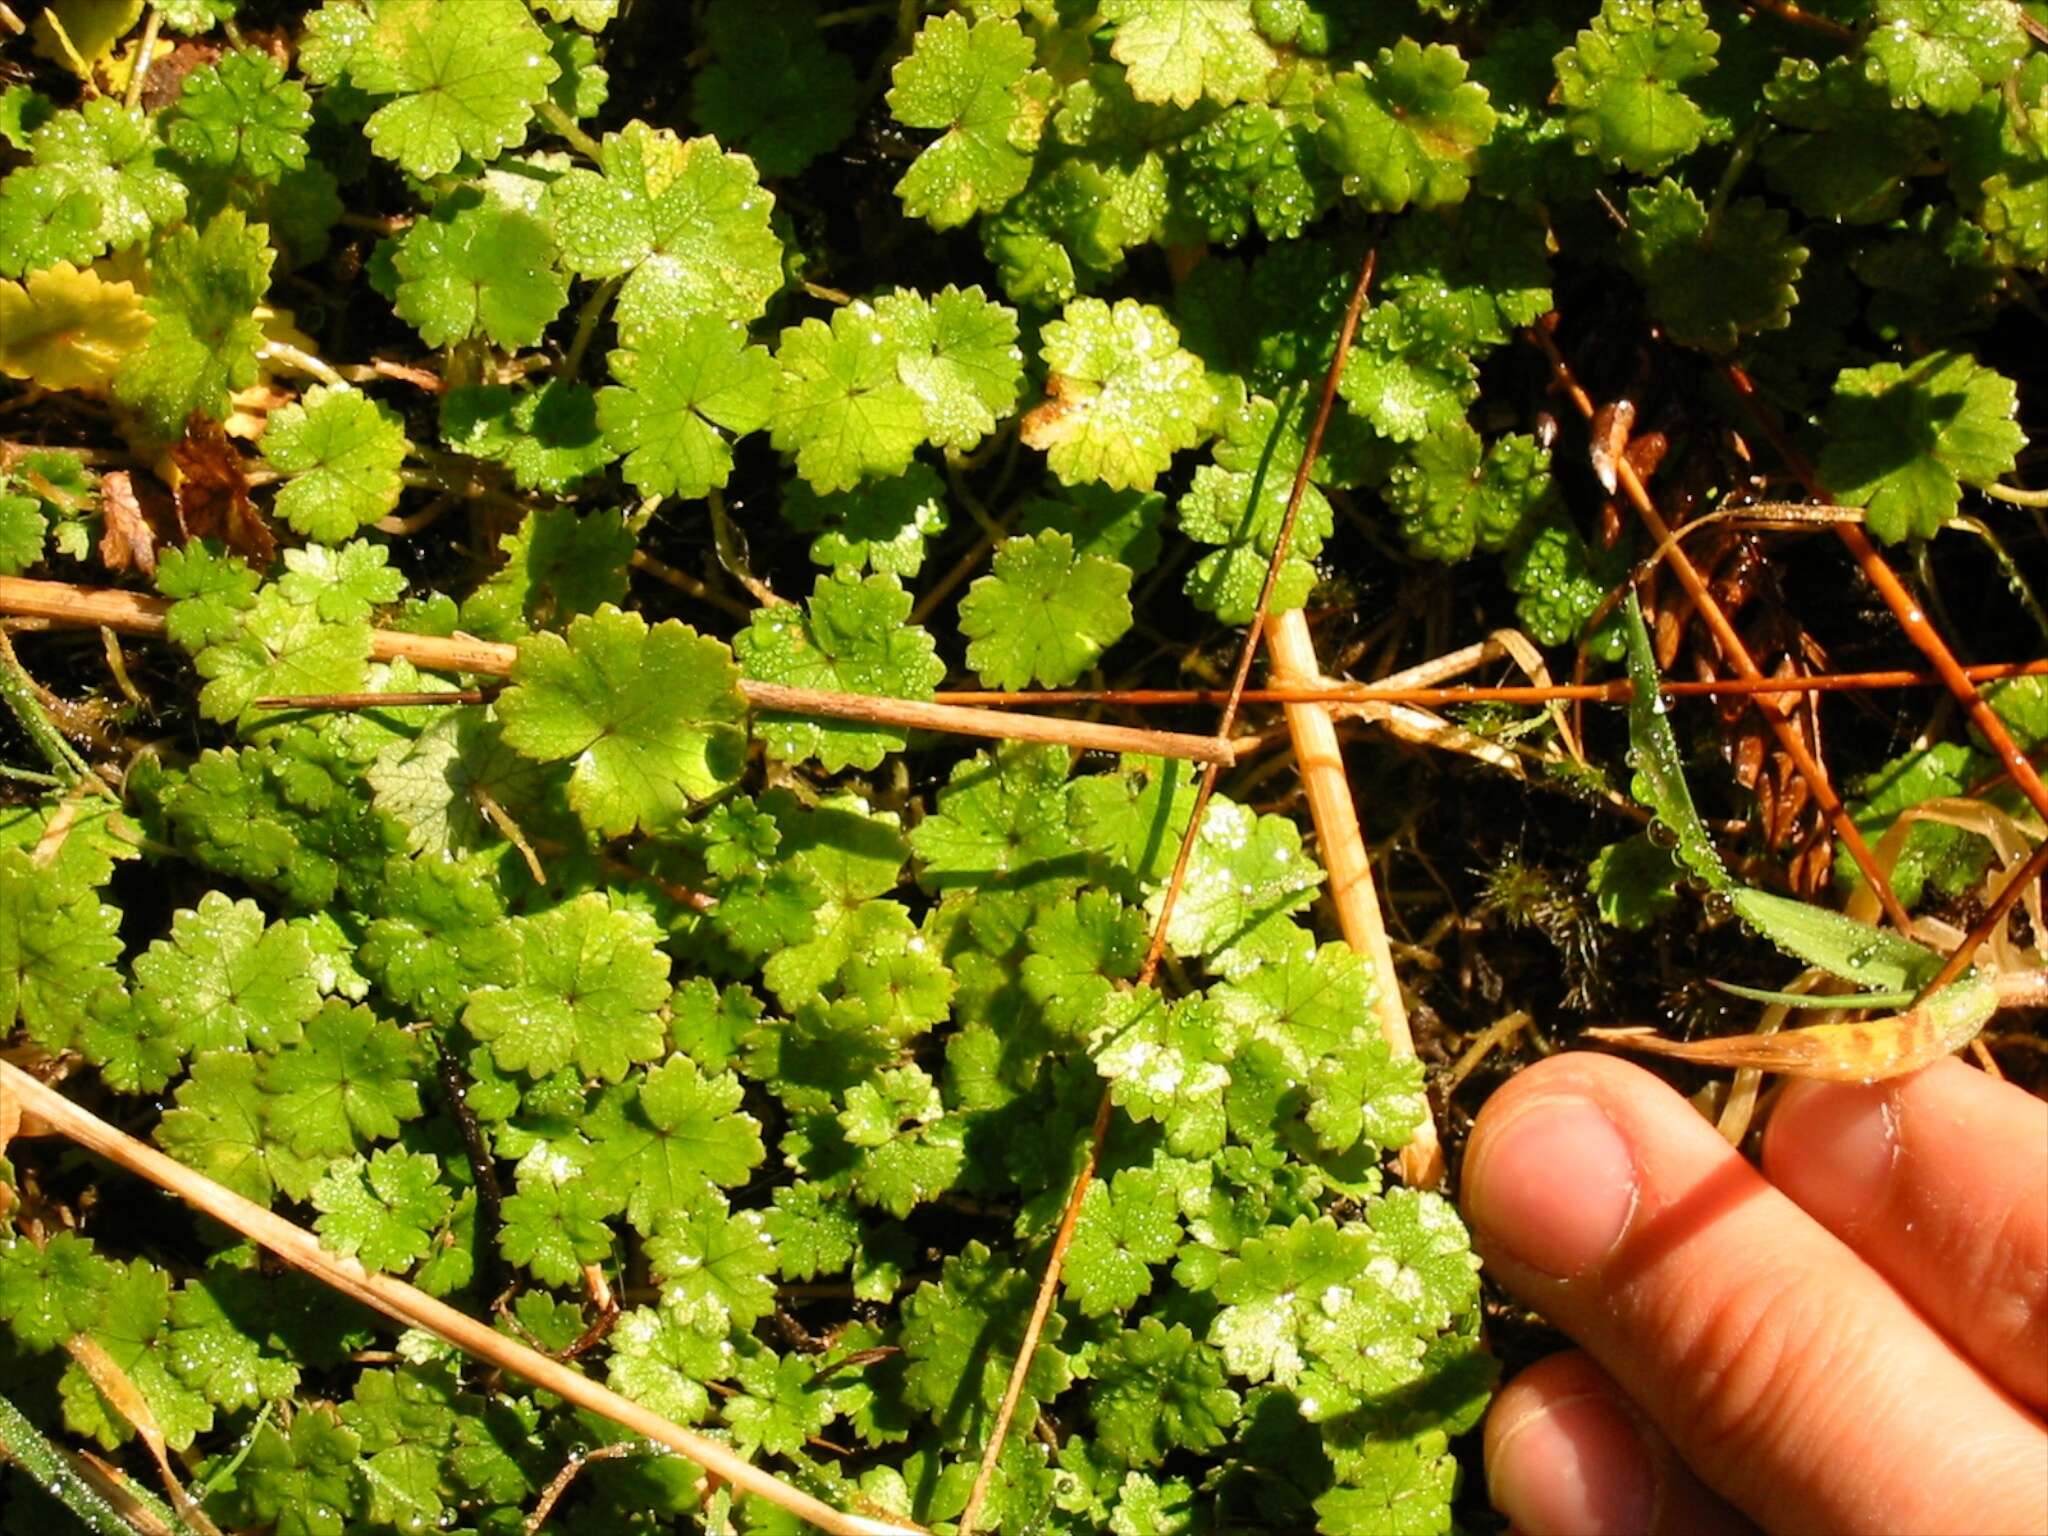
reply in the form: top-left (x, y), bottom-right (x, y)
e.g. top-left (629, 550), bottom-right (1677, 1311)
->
top-left (0, 261), bottom-right (153, 394)
top-left (31, 0), bottom-right (145, 78)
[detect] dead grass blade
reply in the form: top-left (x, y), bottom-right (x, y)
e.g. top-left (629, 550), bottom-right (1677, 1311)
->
top-left (0, 1061), bottom-right (923, 1536)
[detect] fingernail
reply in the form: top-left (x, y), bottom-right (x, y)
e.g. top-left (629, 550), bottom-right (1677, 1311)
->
top-left (1490, 1391), bottom-right (1658, 1536)
top-left (1467, 1095), bottom-right (1636, 1277)
top-left (1771, 1080), bottom-right (1898, 1232)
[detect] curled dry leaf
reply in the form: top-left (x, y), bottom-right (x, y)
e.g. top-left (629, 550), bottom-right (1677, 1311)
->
top-left (96, 470), bottom-right (168, 578)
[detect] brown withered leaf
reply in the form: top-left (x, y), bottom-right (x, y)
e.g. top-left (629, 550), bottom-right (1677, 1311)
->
top-left (172, 414), bottom-right (274, 567)
top-left (96, 470), bottom-right (174, 578)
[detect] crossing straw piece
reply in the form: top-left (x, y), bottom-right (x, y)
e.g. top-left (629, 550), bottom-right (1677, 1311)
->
top-left (0, 575), bottom-right (1231, 765)
top-left (0, 1060), bottom-right (923, 1536)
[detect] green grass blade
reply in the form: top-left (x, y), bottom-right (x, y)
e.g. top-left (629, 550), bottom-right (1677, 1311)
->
top-left (1620, 592), bottom-right (1730, 893)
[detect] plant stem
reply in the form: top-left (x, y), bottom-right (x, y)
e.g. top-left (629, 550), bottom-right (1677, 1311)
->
top-left (125, 5), bottom-right (160, 109)
top-left (536, 99), bottom-right (605, 163)
top-left (260, 340), bottom-right (346, 388)
top-left (707, 488), bottom-right (785, 606)
top-left (1532, 328), bottom-right (1914, 932)
top-left (1950, 516), bottom-right (2048, 643)
top-left (0, 576), bottom-right (1235, 764)
top-left (559, 276), bottom-right (621, 379)
top-left (1981, 480), bottom-right (2048, 507)
top-left (0, 1389), bottom-right (153, 1536)
top-left (0, 630), bottom-right (90, 786)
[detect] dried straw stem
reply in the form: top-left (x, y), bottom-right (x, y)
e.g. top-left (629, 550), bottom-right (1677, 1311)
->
top-left (1267, 607), bottom-right (1443, 1187)
top-left (0, 1061), bottom-right (921, 1536)
top-left (0, 576), bottom-right (1230, 766)
top-left (956, 247), bottom-right (1381, 1536)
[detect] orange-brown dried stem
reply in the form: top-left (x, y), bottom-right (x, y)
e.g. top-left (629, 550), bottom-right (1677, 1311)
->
top-left (932, 658), bottom-right (2048, 708)
top-left (1922, 835), bottom-right (2048, 997)
top-left (1721, 363), bottom-right (2048, 829)
top-left (1528, 324), bottom-right (1914, 932)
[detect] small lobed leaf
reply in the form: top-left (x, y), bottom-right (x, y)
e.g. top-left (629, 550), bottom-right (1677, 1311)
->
top-left (441, 380), bottom-right (614, 495)
top-left (735, 573), bottom-right (944, 772)
top-left (129, 889), bottom-right (323, 1056)
top-left (167, 49), bottom-right (313, 182)
top-left (647, 1201), bottom-right (778, 1335)
top-left (769, 302), bottom-right (929, 494)
top-left (1623, 179), bottom-right (1807, 354)
top-left (598, 314), bottom-right (775, 499)
top-left (878, 284), bottom-right (1024, 455)
top-left (261, 384), bottom-right (410, 542)
top-left (497, 604), bottom-right (749, 838)
top-left (1021, 297), bottom-right (1212, 491)
top-left (1101, 0), bottom-right (1277, 110)
top-left (783, 463), bottom-right (951, 577)
top-left (0, 99), bottom-right (185, 277)
top-left (392, 195), bottom-right (567, 350)
top-left (0, 260), bottom-right (151, 395)
top-left (544, 121), bottom-right (782, 341)
top-left (310, 1148), bottom-right (454, 1274)
top-left (888, 14), bottom-right (1049, 230)
top-left (1818, 349), bottom-right (2024, 540)
top-left (114, 209), bottom-right (274, 441)
top-left (1318, 40), bottom-right (1495, 213)
top-left (958, 529), bottom-right (1133, 689)
top-left (352, 0), bottom-right (561, 178)
top-left (1385, 423), bottom-right (1551, 563)
top-left (1862, 0), bottom-right (2025, 116)
top-left (692, 0), bottom-right (860, 179)
top-left (1554, 0), bottom-right (1721, 174)
top-left (464, 892), bottom-right (671, 1081)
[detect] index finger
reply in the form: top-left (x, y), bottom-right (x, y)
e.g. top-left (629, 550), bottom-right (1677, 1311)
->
top-left (1461, 1052), bottom-right (2048, 1536)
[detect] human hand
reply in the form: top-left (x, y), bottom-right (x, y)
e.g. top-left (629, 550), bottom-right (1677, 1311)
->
top-left (1460, 1052), bottom-right (2048, 1535)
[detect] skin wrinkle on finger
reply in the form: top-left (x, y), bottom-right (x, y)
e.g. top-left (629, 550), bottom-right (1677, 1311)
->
top-left (1464, 1054), bottom-right (2048, 1536)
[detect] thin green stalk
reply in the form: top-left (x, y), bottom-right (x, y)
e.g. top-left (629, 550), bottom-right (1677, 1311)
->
top-left (1952, 515), bottom-right (2048, 642)
top-left (560, 276), bottom-right (622, 380)
top-left (124, 6), bottom-right (160, 110)
top-left (0, 631), bottom-right (91, 786)
top-left (1705, 119), bottom-right (1765, 230)
top-left (0, 1388), bottom-right (162, 1536)
top-left (536, 100), bottom-right (605, 164)
top-left (1981, 480), bottom-right (2048, 507)
top-left (189, 1404), bottom-right (270, 1507)
top-left (707, 488), bottom-right (785, 607)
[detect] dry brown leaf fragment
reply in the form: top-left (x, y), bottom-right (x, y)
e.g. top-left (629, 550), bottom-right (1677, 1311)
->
top-left (96, 469), bottom-right (163, 577)
top-left (1589, 396), bottom-right (1635, 494)
top-left (170, 416), bottom-right (274, 566)
top-left (1016, 374), bottom-right (1084, 452)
